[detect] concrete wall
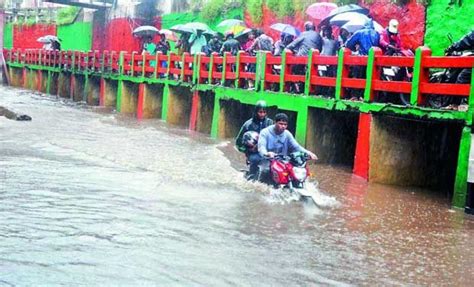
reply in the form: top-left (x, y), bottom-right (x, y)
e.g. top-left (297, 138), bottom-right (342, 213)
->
top-left (104, 79), bottom-right (117, 107)
top-left (306, 109), bottom-right (359, 166)
top-left (370, 115), bottom-right (462, 191)
top-left (167, 86), bottom-right (192, 127)
top-left (86, 76), bottom-right (100, 106)
top-left (121, 81), bottom-right (139, 115)
top-left (143, 83), bottom-right (163, 119)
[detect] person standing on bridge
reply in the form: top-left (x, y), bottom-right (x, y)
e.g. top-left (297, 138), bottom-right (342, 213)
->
top-left (380, 19), bottom-right (403, 56)
top-left (285, 22), bottom-right (323, 93)
top-left (235, 100), bottom-right (273, 180)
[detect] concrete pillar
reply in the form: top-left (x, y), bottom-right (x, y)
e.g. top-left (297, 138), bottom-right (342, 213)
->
top-left (353, 113), bottom-right (372, 179)
top-left (453, 127), bottom-right (471, 208)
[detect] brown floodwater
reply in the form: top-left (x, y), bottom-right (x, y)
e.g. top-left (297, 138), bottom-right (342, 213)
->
top-left (1, 86), bottom-right (473, 286)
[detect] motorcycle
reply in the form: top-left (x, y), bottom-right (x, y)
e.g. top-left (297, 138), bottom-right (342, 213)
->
top-left (427, 34), bottom-right (472, 109)
top-left (426, 50), bottom-right (473, 109)
top-left (255, 151), bottom-right (317, 204)
top-left (379, 48), bottom-right (414, 105)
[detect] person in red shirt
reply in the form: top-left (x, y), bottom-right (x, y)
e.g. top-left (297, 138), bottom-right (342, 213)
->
top-left (380, 19), bottom-right (402, 55)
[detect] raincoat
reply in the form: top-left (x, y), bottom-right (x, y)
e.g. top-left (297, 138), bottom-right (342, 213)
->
top-left (345, 21), bottom-right (380, 55)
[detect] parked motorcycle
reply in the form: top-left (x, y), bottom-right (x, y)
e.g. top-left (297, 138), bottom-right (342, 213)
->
top-left (255, 152), bottom-right (317, 204)
top-left (379, 48), bottom-right (414, 105)
top-left (426, 49), bottom-right (473, 109)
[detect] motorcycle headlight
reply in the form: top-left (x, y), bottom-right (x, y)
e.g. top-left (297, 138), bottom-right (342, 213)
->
top-left (293, 167), bottom-right (307, 182)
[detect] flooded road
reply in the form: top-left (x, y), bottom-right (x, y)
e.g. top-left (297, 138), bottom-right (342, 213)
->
top-left (1, 87), bottom-right (473, 286)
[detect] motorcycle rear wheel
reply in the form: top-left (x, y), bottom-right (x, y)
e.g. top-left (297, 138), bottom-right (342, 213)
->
top-left (426, 74), bottom-right (452, 109)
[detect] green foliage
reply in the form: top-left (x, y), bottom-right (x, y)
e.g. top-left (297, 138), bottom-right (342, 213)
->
top-left (293, 0), bottom-right (314, 14)
top-left (199, 0), bottom-right (244, 21)
top-left (277, 1), bottom-right (295, 18)
top-left (57, 6), bottom-right (81, 26)
top-left (336, 0), bottom-right (359, 5)
top-left (246, 0), bottom-right (264, 24)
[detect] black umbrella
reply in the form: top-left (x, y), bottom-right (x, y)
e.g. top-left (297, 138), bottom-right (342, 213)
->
top-left (319, 4), bottom-right (369, 27)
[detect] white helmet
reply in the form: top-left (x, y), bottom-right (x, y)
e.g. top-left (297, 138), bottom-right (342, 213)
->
top-left (388, 19), bottom-right (399, 34)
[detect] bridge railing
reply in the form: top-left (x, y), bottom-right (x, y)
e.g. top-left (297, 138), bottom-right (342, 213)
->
top-left (4, 47), bottom-right (473, 112)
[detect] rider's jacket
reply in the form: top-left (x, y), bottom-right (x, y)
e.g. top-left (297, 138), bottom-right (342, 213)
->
top-left (257, 125), bottom-right (309, 157)
top-left (451, 31), bottom-right (474, 52)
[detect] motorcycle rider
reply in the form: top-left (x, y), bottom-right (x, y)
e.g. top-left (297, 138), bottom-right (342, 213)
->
top-left (445, 30), bottom-right (474, 84)
top-left (235, 100), bottom-right (273, 180)
top-left (257, 113), bottom-right (317, 177)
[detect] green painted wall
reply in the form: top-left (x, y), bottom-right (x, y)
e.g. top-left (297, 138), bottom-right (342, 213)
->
top-left (425, 0), bottom-right (474, 56)
top-left (3, 23), bottom-right (13, 49)
top-left (161, 8), bottom-right (243, 30)
top-left (57, 22), bottom-right (92, 51)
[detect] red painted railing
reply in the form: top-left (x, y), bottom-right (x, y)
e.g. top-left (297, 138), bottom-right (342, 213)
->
top-left (4, 48), bottom-right (473, 109)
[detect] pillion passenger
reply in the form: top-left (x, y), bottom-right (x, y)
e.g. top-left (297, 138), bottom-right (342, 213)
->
top-left (235, 100), bottom-right (273, 180)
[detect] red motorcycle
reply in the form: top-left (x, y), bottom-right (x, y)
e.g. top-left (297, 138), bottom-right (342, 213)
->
top-left (256, 152), bottom-right (316, 203)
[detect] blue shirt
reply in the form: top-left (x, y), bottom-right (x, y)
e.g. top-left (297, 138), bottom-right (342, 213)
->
top-left (258, 125), bottom-right (308, 157)
top-left (345, 28), bottom-right (380, 55)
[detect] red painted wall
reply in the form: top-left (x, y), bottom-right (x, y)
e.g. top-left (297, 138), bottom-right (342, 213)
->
top-left (363, 0), bottom-right (425, 50)
top-left (13, 24), bottom-right (56, 49)
top-left (92, 16), bottom-right (162, 52)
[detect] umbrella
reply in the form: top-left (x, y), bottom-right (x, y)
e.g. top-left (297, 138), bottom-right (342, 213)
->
top-left (225, 25), bottom-right (247, 35)
top-left (184, 22), bottom-right (214, 34)
top-left (235, 28), bottom-right (252, 39)
top-left (170, 24), bottom-right (194, 34)
top-left (270, 23), bottom-right (300, 37)
top-left (133, 25), bottom-right (160, 37)
top-left (159, 29), bottom-right (178, 42)
top-left (341, 19), bottom-right (384, 33)
top-left (320, 4), bottom-right (370, 27)
top-left (305, 3), bottom-right (337, 21)
top-left (329, 12), bottom-right (370, 27)
top-left (216, 19), bottom-right (246, 33)
top-left (37, 35), bottom-right (60, 43)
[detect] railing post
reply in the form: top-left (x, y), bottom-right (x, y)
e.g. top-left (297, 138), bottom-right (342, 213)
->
top-left (119, 51), bottom-right (125, 76)
top-left (180, 52), bottom-right (187, 81)
top-left (154, 52), bottom-right (160, 79)
top-left (257, 51), bottom-right (268, 92)
top-left (335, 48), bottom-right (350, 100)
top-left (142, 52), bottom-right (146, 78)
top-left (467, 62), bottom-right (474, 126)
top-left (280, 50), bottom-right (287, 93)
top-left (208, 52), bottom-right (215, 84)
top-left (364, 47), bottom-right (381, 103)
top-left (235, 51), bottom-right (242, 88)
top-left (193, 53), bottom-right (200, 85)
top-left (221, 52), bottom-right (228, 86)
top-left (304, 49), bottom-right (315, 96)
top-left (410, 47), bottom-right (431, 106)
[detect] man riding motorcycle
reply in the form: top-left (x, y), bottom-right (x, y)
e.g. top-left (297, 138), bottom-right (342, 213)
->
top-left (257, 113), bottom-right (317, 180)
top-left (235, 100), bottom-right (273, 180)
top-left (445, 30), bottom-right (474, 84)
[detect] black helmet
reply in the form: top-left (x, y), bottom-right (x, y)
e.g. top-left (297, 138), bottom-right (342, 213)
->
top-left (242, 131), bottom-right (259, 147)
top-left (255, 100), bottom-right (267, 112)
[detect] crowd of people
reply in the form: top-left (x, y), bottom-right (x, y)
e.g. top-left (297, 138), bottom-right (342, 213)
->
top-left (143, 18), bottom-right (403, 60)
